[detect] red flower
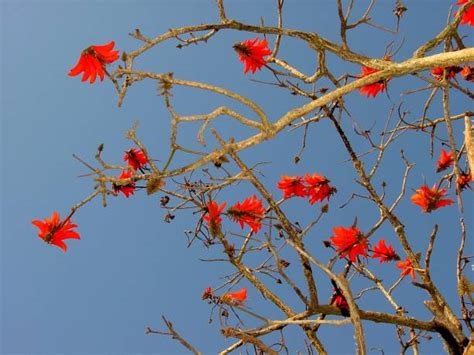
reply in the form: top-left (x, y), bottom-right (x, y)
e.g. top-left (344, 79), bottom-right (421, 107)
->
top-left (396, 257), bottom-right (416, 279)
top-left (203, 200), bottom-right (226, 233)
top-left (221, 288), bottom-right (247, 304)
top-left (436, 149), bottom-right (454, 172)
top-left (330, 226), bottom-right (368, 262)
top-left (457, 0), bottom-right (474, 26)
top-left (431, 66), bottom-right (462, 81)
top-left (457, 172), bottom-right (472, 190)
top-left (331, 291), bottom-right (349, 310)
top-left (202, 287), bottom-right (213, 300)
top-left (358, 67), bottom-right (387, 98)
top-left (371, 239), bottom-right (399, 263)
top-left (304, 173), bottom-right (336, 204)
top-left (227, 195), bottom-right (265, 233)
top-left (233, 37), bottom-right (272, 74)
top-left (410, 185), bottom-right (454, 213)
top-left (112, 170), bottom-right (136, 198)
top-left (277, 175), bottom-right (307, 199)
top-left (124, 148), bottom-right (149, 171)
top-left (460, 66), bottom-right (474, 82)
top-left (68, 41), bottom-right (119, 84)
top-left (32, 212), bottom-right (80, 252)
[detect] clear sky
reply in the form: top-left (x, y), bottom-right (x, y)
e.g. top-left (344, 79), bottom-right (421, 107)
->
top-left (1, 1), bottom-right (472, 354)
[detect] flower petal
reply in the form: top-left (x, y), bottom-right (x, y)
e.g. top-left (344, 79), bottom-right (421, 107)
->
top-left (80, 55), bottom-right (91, 82)
top-left (52, 240), bottom-right (68, 252)
top-left (68, 54), bottom-right (87, 77)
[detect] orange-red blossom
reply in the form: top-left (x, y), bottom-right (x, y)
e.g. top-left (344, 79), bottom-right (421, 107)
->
top-left (124, 148), bottom-right (149, 171)
top-left (227, 195), bottom-right (265, 233)
top-left (304, 173), bottom-right (336, 204)
top-left (32, 212), bottom-right (80, 252)
top-left (277, 175), bottom-right (307, 199)
top-left (331, 292), bottom-right (349, 310)
top-left (436, 149), bottom-right (454, 172)
top-left (358, 67), bottom-right (388, 98)
top-left (278, 173), bottom-right (335, 204)
top-left (233, 37), bottom-right (271, 74)
top-left (410, 185), bottom-right (454, 213)
top-left (330, 226), bottom-right (368, 262)
top-left (396, 257), bottom-right (416, 279)
top-left (457, 0), bottom-right (474, 26)
top-left (457, 172), bottom-right (472, 190)
top-left (220, 288), bottom-right (247, 305)
top-left (203, 200), bottom-right (226, 235)
top-left (371, 239), bottom-right (399, 263)
top-left (201, 287), bottom-right (213, 300)
top-left (68, 41), bottom-right (119, 84)
top-left (460, 66), bottom-right (474, 82)
top-left (112, 170), bottom-right (136, 198)
top-left (431, 66), bottom-right (462, 81)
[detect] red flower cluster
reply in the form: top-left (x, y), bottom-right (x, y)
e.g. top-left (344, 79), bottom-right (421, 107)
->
top-left (277, 174), bottom-right (336, 203)
top-left (234, 37), bottom-right (272, 74)
top-left (461, 66), bottom-right (474, 82)
top-left (203, 196), bottom-right (266, 234)
top-left (221, 288), bottom-right (248, 305)
top-left (410, 185), bottom-right (454, 213)
top-left (457, 0), bottom-right (474, 26)
top-left (371, 239), bottom-right (399, 263)
top-left (331, 291), bottom-right (349, 310)
top-left (396, 258), bottom-right (416, 279)
top-left (436, 149), bottom-right (454, 172)
top-left (68, 41), bottom-right (119, 84)
top-left (203, 200), bottom-right (226, 234)
top-left (124, 148), bottom-right (149, 171)
top-left (32, 212), bottom-right (80, 252)
top-left (305, 173), bottom-right (337, 204)
top-left (358, 67), bottom-right (387, 98)
top-left (202, 287), bottom-right (214, 300)
top-left (431, 66), bottom-right (462, 81)
top-left (328, 228), bottom-right (407, 278)
top-left (457, 172), bottom-right (472, 190)
top-left (330, 226), bottom-right (368, 262)
top-left (277, 176), bottom-right (307, 199)
top-left (112, 170), bottom-right (136, 198)
top-left (227, 195), bottom-right (265, 233)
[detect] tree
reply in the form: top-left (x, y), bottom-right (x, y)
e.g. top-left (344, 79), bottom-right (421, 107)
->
top-left (31, 1), bottom-right (473, 353)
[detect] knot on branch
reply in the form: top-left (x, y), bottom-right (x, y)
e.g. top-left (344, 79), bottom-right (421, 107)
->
top-left (221, 327), bottom-right (236, 338)
top-left (158, 73), bottom-right (174, 96)
top-left (147, 175), bottom-right (165, 195)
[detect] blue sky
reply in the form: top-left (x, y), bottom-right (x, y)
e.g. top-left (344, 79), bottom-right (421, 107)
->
top-left (1, 1), bottom-right (472, 354)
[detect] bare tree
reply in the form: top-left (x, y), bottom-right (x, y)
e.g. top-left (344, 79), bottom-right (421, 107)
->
top-left (37, 1), bottom-right (474, 354)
